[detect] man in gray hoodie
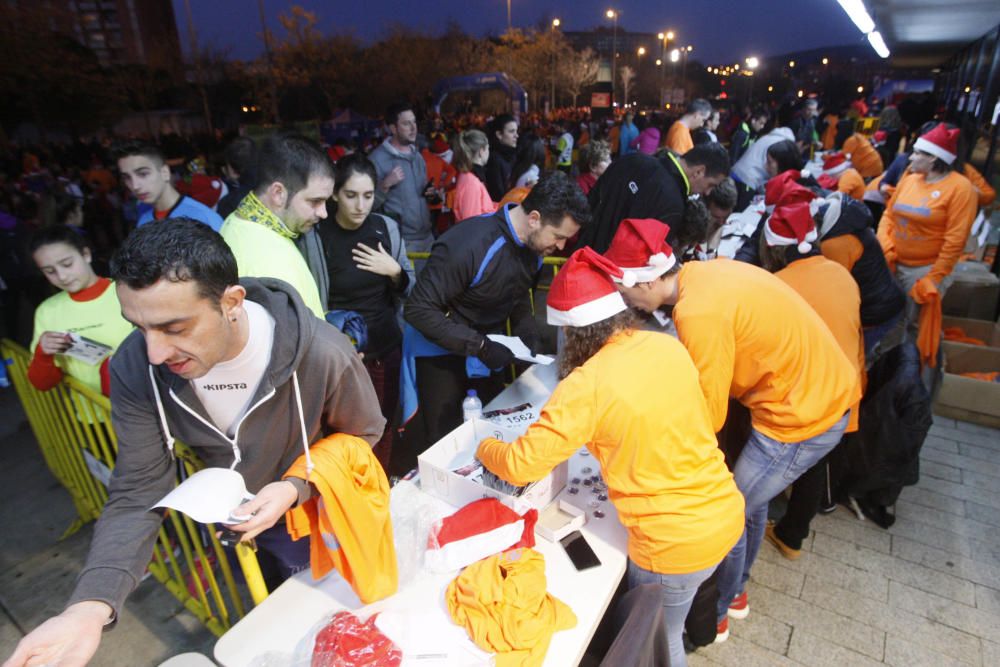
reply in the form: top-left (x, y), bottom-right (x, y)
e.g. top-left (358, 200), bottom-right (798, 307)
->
top-left (4, 218), bottom-right (384, 667)
top-left (369, 102), bottom-right (435, 253)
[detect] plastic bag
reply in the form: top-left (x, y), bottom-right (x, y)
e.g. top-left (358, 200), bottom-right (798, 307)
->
top-left (312, 611), bottom-right (402, 667)
top-left (389, 480), bottom-right (447, 584)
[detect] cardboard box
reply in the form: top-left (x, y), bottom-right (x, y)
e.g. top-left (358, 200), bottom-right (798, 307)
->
top-left (942, 263), bottom-right (999, 321)
top-left (535, 500), bottom-right (587, 542)
top-left (418, 418), bottom-right (568, 514)
top-left (942, 316), bottom-right (1000, 348)
top-left (934, 342), bottom-right (1000, 429)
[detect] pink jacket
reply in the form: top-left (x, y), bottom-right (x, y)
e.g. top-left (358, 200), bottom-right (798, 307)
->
top-left (453, 172), bottom-right (497, 222)
top-left (631, 128), bottom-right (661, 155)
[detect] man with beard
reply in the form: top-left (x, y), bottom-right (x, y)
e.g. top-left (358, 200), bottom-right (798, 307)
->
top-left (396, 172), bottom-right (590, 473)
top-left (370, 102), bottom-right (436, 252)
top-left (220, 133), bottom-right (333, 318)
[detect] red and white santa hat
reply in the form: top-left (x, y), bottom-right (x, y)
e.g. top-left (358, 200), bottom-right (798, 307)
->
top-left (913, 122), bottom-right (960, 165)
top-left (425, 498), bottom-right (537, 573)
top-left (765, 170), bottom-right (812, 206)
top-left (765, 201), bottom-right (818, 253)
top-left (603, 218), bottom-right (676, 287)
top-left (547, 247), bottom-right (629, 327)
top-left (822, 152), bottom-right (851, 176)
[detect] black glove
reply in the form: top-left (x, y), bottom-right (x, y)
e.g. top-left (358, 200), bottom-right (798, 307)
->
top-left (477, 338), bottom-right (515, 370)
top-left (512, 320), bottom-right (542, 356)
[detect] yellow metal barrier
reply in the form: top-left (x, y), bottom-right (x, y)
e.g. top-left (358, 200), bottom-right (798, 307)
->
top-left (1, 339), bottom-right (267, 635)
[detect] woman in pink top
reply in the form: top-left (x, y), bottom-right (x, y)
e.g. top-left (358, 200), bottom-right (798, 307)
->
top-left (451, 129), bottom-right (497, 222)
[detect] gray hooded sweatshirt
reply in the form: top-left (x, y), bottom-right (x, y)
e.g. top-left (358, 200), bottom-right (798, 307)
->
top-left (67, 278), bottom-right (385, 616)
top-left (369, 138), bottom-right (434, 253)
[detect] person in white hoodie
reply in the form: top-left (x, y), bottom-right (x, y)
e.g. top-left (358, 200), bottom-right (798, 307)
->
top-left (730, 126), bottom-right (796, 211)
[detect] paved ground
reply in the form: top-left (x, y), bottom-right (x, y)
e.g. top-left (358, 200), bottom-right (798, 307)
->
top-left (0, 387), bottom-right (215, 667)
top-left (1, 379), bottom-right (998, 666)
top-left (693, 417), bottom-right (1000, 667)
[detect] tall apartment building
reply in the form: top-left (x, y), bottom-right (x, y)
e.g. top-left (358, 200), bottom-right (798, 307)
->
top-left (61, 0), bottom-right (183, 72)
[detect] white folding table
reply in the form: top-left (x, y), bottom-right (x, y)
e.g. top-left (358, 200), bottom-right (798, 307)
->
top-left (214, 363), bottom-right (628, 667)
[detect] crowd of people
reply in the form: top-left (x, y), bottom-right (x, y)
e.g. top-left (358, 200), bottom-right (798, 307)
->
top-left (1, 90), bottom-right (996, 667)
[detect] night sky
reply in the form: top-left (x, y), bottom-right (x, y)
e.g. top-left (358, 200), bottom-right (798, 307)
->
top-left (174, 0), bottom-right (866, 66)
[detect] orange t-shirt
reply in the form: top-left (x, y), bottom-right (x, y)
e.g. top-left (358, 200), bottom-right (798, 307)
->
top-left (821, 234), bottom-right (864, 272)
top-left (963, 163), bottom-right (996, 208)
top-left (776, 256), bottom-right (864, 432)
top-left (842, 134), bottom-right (883, 179)
top-left (837, 168), bottom-right (866, 201)
top-left (673, 259), bottom-right (857, 442)
top-left (664, 121), bottom-right (694, 155)
top-left (877, 171), bottom-right (978, 282)
top-left (477, 330), bottom-right (744, 575)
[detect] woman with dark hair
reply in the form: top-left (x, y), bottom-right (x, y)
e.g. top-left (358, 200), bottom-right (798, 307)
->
top-left (510, 135), bottom-right (547, 189)
top-left (477, 246), bottom-right (744, 667)
top-left (877, 122), bottom-right (978, 366)
top-left (27, 225), bottom-right (133, 395)
top-left (318, 152), bottom-right (415, 469)
top-left (765, 140), bottom-right (804, 179)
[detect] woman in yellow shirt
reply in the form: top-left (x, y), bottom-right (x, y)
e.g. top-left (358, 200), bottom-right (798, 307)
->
top-left (477, 247), bottom-right (744, 666)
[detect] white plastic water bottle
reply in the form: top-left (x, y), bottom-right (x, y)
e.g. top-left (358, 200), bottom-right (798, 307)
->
top-left (462, 390), bottom-right (482, 422)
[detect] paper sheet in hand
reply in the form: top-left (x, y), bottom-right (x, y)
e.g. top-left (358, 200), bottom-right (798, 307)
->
top-left (152, 467), bottom-right (255, 524)
top-left (61, 333), bottom-right (113, 365)
top-left (486, 334), bottom-right (554, 365)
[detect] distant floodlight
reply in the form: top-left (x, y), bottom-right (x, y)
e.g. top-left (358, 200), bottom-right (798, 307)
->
top-left (837, 0), bottom-right (875, 34)
top-left (745, 56), bottom-right (759, 69)
top-left (670, 49), bottom-right (680, 63)
top-left (867, 31), bottom-right (890, 58)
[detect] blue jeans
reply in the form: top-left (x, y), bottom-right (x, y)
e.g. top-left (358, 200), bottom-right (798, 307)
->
top-left (863, 312), bottom-right (904, 367)
top-left (715, 413), bottom-right (849, 620)
top-left (628, 561), bottom-right (718, 667)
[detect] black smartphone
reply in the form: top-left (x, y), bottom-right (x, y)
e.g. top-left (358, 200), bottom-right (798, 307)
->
top-left (559, 530), bottom-right (601, 571)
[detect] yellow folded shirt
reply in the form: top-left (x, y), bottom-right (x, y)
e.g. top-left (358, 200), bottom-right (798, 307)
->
top-left (446, 548), bottom-right (576, 667)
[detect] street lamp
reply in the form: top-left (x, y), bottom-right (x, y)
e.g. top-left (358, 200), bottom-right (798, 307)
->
top-left (606, 9), bottom-right (619, 107)
top-left (745, 56), bottom-right (759, 70)
top-left (669, 48), bottom-right (680, 63)
top-left (550, 18), bottom-right (561, 109)
top-left (822, 57), bottom-right (829, 65)
top-left (789, 60), bottom-right (795, 68)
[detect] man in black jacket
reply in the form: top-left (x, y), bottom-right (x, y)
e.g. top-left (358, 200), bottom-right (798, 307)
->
top-left (398, 172), bottom-right (589, 472)
top-left (578, 143), bottom-right (730, 254)
top-left (484, 113), bottom-right (519, 201)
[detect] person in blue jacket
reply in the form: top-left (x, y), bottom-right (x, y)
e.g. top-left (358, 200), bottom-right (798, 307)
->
top-left (115, 140), bottom-right (223, 231)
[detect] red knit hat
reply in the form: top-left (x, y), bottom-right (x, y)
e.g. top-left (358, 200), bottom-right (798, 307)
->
top-left (603, 218), bottom-right (676, 287)
top-left (765, 202), bottom-right (818, 253)
top-left (547, 247), bottom-right (628, 327)
top-left (914, 122), bottom-right (959, 164)
top-left (822, 152), bottom-right (850, 176)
